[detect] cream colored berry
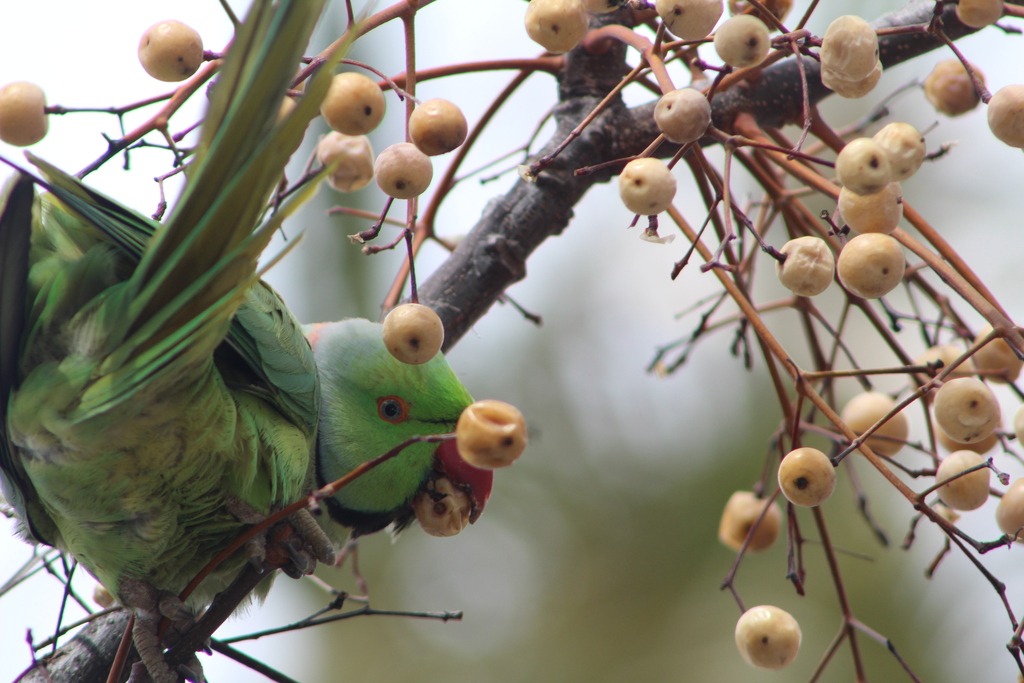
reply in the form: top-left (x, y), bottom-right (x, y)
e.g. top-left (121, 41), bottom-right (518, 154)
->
top-left (729, 0), bottom-right (792, 21)
top-left (585, 0), bottom-right (620, 12)
top-left (714, 15), bottom-right (770, 69)
top-left (775, 236), bottom-right (834, 297)
top-left (718, 491), bottom-right (781, 552)
top-left (138, 20), bottom-right (204, 82)
top-left (873, 123), bottom-right (925, 182)
top-left (935, 450), bottom-right (990, 511)
top-left (778, 447), bottom-right (836, 507)
top-left (0, 82), bottom-right (48, 146)
top-left (820, 15), bottom-right (879, 82)
top-left (972, 323), bottom-right (1024, 382)
top-left (735, 606), bottom-right (801, 670)
top-left (409, 98), bottom-right (468, 156)
top-left (836, 233), bottom-right (905, 299)
top-left (838, 182), bottom-right (902, 234)
top-left (937, 424), bottom-right (998, 455)
top-left (456, 400), bottom-right (528, 469)
top-left (925, 59), bottom-right (983, 117)
top-left (321, 72), bottom-right (386, 136)
top-left (413, 476), bottom-right (470, 537)
top-left (93, 584), bottom-right (115, 608)
top-left (1014, 404), bottom-right (1024, 444)
top-left (654, 89), bottom-right (711, 144)
top-left (988, 85), bottom-right (1024, 149)
top-left (835, 138), bottom-right (892, 196)
top-left (840, 391), bottom-right (909, 457)
top-left (524, 0), bottom-right (590, 54)
top-left (656, 0), bottom-right (724, 41)
top-left (382, 303), bottom-right (444, 365)
top-left (822, 60), bottom-right (881, 99)
top-left (915, 344), bottom-right (973, 379)
top-left (374, 143), bottom-right (433, 199)
top-left (316, 132), bottom-right (374, 192)
top-left (618, 158), bottom-right (677, 215)
top-left (933, 377), bottom-right (1001, 444)
top-left (996, 478), bottom-right (1024, 539)
top-left (956, 0), bottom-right (1003, 28)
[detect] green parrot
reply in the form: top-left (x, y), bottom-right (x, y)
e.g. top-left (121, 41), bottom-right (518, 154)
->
top-left (0, 1), bottom-right (492, 681)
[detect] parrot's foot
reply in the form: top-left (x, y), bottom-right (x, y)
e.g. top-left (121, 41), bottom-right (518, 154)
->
top-left (120, 580), bottom-right (206, 683)
top-left (336, 537), bottom-right (369, 596)
top-left (226, 498), bottom-right (337, 578)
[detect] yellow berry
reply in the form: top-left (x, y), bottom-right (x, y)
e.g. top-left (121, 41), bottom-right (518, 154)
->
top-left (820, 15), bottom-right (879, 82)
top-left (840, 391), bottom-right (909, 457)
top-left (137, 20), bottom-right (204, 82)
top-left (656, 0), bottom-right (724, 41)
top-left (321, 72), bottom-right (386, 136)
top-left (735, 605), bottom-right (801, 670)
top-left (988, 85), bottom-right (1024, 149)
top-left (775, 236), bottom-right (834, 297)
top-left (935, 450), bottom-right (990, 511)
top-left (924, 59), bottom-right (983, 117)
top-left (778, 447), bottom-right (836, 507)
top-left (374, 142), bottom-right (433, 199)
top-left (873, 122), bottom-right (925, 182)
top-left (914, 344), bottom-right (974, 379)
top-left (836, 233), bottom-right (905, 299)
top-left (973, 323), bottom-right (1024, 382)
top-left (413, 476), bottom-right (471, 537)
top-left (1014, 404), bottom-right (1024, 443)
top-left (835, 138), bottom-right (892, 196)
top-left (0, 82), bottom-right (48, 146)
top-left (618, 158), bottom-right (677, 215)
top-left (822, 60), bottom-right (882, 99)
top-left (316, 132), bottom-right (374, 192)
top-left (996, 478), bottom-right (1024, 540)
top-left (381, 303), bottom-right (444, 365)
top-left (956, 0), bottom-right (1003, 28)
top-left (455, 400), bottom-right (528, 469)
top-left (714, 15), bottom-right (771, 69)
top-left (838, 182), bottom-right (902, 234)
top-left (409, 98), bottom-right (468, 156)
top-left (93, 584), bottom-right (115, 608)
top-left (718, 491), bottom-right (781, 552)
top-left (524, 0), bottom-right (590, 54)
top-left (728, 0), bottom-right (792, 21)
top-left (933, 377), bottom-right (1001, 444)
top-left (654, 88), bottom-right (711, 144)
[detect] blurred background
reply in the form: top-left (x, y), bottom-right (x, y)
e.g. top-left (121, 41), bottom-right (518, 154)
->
top-left (1, 1), bottom-right (1023, 681)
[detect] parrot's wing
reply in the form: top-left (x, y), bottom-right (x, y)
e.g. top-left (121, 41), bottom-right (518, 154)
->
top-left (0, 174), bottom-right (58, 545)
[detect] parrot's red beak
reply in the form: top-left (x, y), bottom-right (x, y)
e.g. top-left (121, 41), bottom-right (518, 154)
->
top-left (434, 438), bottom-right (493, 523)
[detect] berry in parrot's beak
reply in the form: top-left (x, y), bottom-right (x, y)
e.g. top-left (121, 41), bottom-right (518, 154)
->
top-left (413, 476), bottom-right (470, 537)
top-left (433, 438), bottom-right (492, 523)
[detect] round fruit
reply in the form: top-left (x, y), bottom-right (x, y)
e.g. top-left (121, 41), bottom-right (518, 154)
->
top-left (524, 0), bottom-right (590, 54)
top-left (735, 605), bottom-right (801, 670)
top-left (924, 59), bottom-right (983, 117)
top-left (914, 344), bottom-right (974, 379)
top-left (873, 122), bottom-right (925, 182)
top-left (714, 15), bottom-right (770, 69)
top-left (822, 59), bottom-right (881, 99)
top-left (996, 478), bottom-right (1024, 540)
top-left (836, 233), bottom-right (905, 299)
top-left (956, 0), bottom-right (1003, 28)
top-left (653, 88), bottom-right (711, 144)
top-left (656, 0), bottom-right (724, 41)
top-left (835, 138), bottom-right (892, 196)
top-left (409, 98), bottom-right (468, 156)
top-left (840, 391), bottom-right (909, 457)
top-left (718, 491), bottom-right (781, 552)
top-left (935, 450), bottom-right (990, 511)
top-left (778, 447), bottom-right (836, 507)
top-left (728, 0), bottom-right (792, 21)
top-left (618, 158), bottom-right (677, 215)
top-left (937, 424), bottom-right (998, 455)
top-left (316, 132), bottom-right (374, 192)
top-left (933, 377), bottom-right (1001, 444)
top-left (381, 302), bottom-right (444, 364)
top-left (838, 182), bottom-right (902, 234)
top-left (972, 323), bottom-right (1024, 382)
top-left (413, 476), bottom-right (470, 537)
top-left (455, 400), bottom-right (528, 469)
top-left (988, 84), bottom-right (1024, 149)
top-left (775, 236), bottom-right (834, 297)
top-left (321, 72), bottom-right (386, 136)
top-left (374, 142), bottom-right (433, 199)
top-left (137, 20), bottom-right (204, 82)
top-left (1014, 403), bottom-right (1024, 444)
top-left (820, 15), bottom-right (879, 82)
top-left (0, 82), bottom-right (48, 146)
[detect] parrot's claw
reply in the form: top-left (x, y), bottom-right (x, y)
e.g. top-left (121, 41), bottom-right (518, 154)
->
top-left (226, 497), bottom-right (336, 576)
top-left (120, 579), bottom-right (206, 683)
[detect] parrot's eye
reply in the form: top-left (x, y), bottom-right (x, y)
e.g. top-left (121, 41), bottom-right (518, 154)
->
top-left (377, 396), bottom-right (409, 424)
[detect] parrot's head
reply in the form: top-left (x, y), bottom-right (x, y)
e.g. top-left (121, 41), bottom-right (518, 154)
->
top-left (306, 318), bottom-right (492, 538)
